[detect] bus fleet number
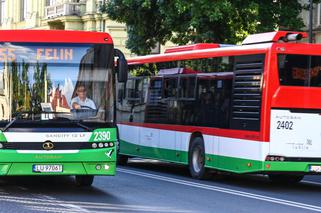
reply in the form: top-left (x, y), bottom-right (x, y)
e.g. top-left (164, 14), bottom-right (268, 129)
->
top-left (276, 121), bottom-right (293, 130)
top-left (93, 131), bottom-right (111, 141)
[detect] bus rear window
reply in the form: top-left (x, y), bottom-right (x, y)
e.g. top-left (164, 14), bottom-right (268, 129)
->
top-left (278, 54), bottom-right (321, 87)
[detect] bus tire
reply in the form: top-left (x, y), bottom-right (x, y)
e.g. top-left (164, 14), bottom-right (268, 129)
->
top-left (117, 154), bottom-right (129, 165)
top-left (75, 175), bottom-right (94, 187)
top-left (268, 174), bottom-right (303, 184)
top-left (188, 137), bottom-right (208, 179)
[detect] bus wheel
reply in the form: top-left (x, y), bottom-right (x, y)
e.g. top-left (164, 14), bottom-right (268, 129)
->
top-left (75, 175), bottom-right (94, 187)
top-left (268, 174), bottom-right (304, 184)
top-left (117, 154), bottom-right (129, 165)
top-left (188, 137), bottom-right (208, 179)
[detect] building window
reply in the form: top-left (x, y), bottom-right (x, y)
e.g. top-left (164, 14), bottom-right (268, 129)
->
top-left (0, 0), bottom-right (5, 25)
top-left (97, 0), bottom-right (108, 13)
top-left (47, 0), bottom-right (57, 6)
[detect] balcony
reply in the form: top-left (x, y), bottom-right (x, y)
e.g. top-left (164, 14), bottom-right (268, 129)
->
top-left (45, 2), bottom-right (86, 19)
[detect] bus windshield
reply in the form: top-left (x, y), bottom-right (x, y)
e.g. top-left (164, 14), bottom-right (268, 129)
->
top-left (0, 43), bottom-right (114, 123)
top-left (278, 54), bottom-right (321, 87)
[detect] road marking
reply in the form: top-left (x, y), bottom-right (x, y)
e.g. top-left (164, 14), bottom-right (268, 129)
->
top-left (0, 195), bottom-right (190, 213)
top-left (118, 168), bottom-right (321, 212)
top-left (302, 180), bottom-right (321, 186)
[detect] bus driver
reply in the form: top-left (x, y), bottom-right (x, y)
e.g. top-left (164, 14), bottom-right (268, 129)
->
top-left (71, 85), bottom-right (96, 110)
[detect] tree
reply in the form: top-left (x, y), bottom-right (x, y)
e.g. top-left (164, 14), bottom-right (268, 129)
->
top-left (103, 0), bottom-right (318, 55)
top-left (20, 61), bottom-right (31, 111)
top-left (31, 63), bottom-right (50, 113)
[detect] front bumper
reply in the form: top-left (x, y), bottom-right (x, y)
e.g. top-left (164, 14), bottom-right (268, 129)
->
top-left (0, 148), bottom-right (116, 176)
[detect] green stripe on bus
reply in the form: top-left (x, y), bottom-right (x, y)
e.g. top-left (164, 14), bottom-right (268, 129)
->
top-left (120, 140), bottom-right (321, 174)
top-left (0, 131), bottom-right (7, 142)
top-left (0, 148), bottom-right (116, 163)
top-left (120, 140), bottom-right (188, 164)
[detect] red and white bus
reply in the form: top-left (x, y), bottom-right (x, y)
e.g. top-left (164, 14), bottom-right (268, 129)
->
top-left (117, 31), bottom-right (321, 182)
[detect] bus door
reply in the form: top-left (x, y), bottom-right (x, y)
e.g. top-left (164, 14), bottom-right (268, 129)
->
top-left (140, 77), bottom-right (164, 159)
top-left (178, 74), bottom-right (197, 162)
top-left (196, 73), bottom-right (233, 168)
top-left (155, 76), bottom-right (179, 161)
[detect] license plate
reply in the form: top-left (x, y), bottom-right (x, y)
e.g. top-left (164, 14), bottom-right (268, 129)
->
top-left (309, 165), bottom-right (321, 173)
top-left (32, 165), bottom-right (63, 173)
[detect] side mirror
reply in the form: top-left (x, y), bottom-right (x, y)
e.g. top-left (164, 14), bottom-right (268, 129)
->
top-left (114, 49), bottom-right (128, 83)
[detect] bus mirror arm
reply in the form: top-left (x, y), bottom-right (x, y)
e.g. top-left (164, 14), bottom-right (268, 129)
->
top-left (114, 49), bottom-right (128, 83)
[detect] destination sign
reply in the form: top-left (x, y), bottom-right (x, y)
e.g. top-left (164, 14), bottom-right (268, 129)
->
top-left (0, 44), bottom-right (90, 64)
top-left (36, 48), bottom-right (73, 61)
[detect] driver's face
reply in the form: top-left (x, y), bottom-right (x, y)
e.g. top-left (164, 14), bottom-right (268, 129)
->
top-left (77, 86), bottom-right (87, 99)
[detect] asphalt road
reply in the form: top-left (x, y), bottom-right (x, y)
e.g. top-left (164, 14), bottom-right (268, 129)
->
top-left (0, 159), bottom-right (321, 213)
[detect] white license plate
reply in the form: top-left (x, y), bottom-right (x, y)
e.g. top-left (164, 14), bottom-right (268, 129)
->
top-left (309, 165), bottom-right (321, 173)
top-left (32, 165), bottom-right (63, 173)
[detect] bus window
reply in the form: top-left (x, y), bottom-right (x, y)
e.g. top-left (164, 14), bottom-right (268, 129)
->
top-left (179, 76), bottom-right (196, 99)
top-left (126, 77), bottom-right (144, 102)
top-left (197, 77), bottom-right (215, 126)
top-left (278, 54), bottom-right (321, 87)
top-left (163, 77), bottom-right (178, 98)
top-left (147, 78), bottom-right (163, 103)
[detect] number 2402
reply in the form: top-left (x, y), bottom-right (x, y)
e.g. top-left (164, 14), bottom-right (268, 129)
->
top-left (276, 121), bottom-right (293, 130)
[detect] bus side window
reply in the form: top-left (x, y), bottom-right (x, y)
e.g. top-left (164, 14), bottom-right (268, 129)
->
top-left (126, 78), bottom-right (144, 103)
top-left (163, 77), bottom-right (178, 98)
top-left (197, 77), bottom-right (215, 126)
top-left (117, 83), bottom-right (125, 104)
top-left (218, 79), bottom-right (232, 128)
top-left (179, 75), bottom-right (197, 125)
top-left (179, 76), bottom-right (196, 99)
top-left (148, 78), bottom-right (163, 103)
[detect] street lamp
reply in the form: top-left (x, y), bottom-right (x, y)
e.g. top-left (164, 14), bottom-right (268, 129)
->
top-left (309, 0), bottom-right (313, 43)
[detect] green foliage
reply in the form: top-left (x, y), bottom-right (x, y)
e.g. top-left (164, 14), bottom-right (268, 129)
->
top-left (31, 63), bottom-right (51, 113)
top-left (10, 62), bottom-right (52, 114)
top-left (130, 63), bottom-right (158, 77)
top-left (103, 0), bottom-right (317, 55)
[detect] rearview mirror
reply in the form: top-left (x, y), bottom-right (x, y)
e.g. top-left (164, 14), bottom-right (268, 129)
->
top-left (114, 49), bottom-right (128, 83)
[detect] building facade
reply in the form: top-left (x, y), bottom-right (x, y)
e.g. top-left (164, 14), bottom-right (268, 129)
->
top-left (0, 0), bottom-right (131, 56)
top-left (300, 1), bottom-right (321, 43)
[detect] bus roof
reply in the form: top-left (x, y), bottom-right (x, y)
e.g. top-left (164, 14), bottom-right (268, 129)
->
top-left (0, 30), bottom-right (113, 44)
top-left (128, 43), bottom-right (271, 65)
top-left (127, 31), bottom-right (314, 65)
top-left (164, 43), bottom-right (221, 53)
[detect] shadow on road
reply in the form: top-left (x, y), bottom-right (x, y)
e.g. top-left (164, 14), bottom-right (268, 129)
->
top-left (0, 175), bottom-right (123, 204)
top-left (124, 158), bottom-right (321, 195)
top-left (0, 175), bottom-right (190, 213)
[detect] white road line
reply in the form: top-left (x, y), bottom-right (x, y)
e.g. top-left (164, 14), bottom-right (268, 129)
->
top-left (302, 180), bottom-right (321, 186)
top-left (64, 204), bottom-right (91, 213)
top-left (118, 168), bottom-right (321, 212)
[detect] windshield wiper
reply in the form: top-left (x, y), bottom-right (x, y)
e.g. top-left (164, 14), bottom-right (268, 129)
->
top-left (73, 120), bottom-right (92, 132)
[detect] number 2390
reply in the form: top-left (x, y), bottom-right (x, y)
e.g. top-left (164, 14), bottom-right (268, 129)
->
top-left (93, 131), bottom-right (111, 141)
top-left (276, 121), bottom-right (293, 130)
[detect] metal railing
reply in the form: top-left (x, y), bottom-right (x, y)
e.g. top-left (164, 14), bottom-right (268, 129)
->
top-left (45, 2), bottom-right (86, 19)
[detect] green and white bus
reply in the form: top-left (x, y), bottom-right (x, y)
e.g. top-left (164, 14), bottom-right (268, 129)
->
top-left (0, 30), bottom-right (127, 186)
